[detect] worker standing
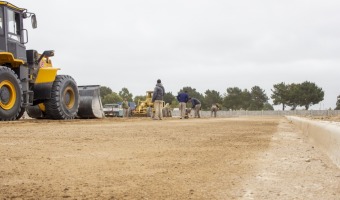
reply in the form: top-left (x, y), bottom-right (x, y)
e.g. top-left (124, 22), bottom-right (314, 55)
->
top-left (188, 97), bottom-right (201, 118)
top-left (122, 98), bottom-right (129, 118)
top-left (177, 91), bottom-right (189, 119)
top-left (152, 79), bottom-right (165, 120)
top-left (211, 103), bottom-right (220, 117)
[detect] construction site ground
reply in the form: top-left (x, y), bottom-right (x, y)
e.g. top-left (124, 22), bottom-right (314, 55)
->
top-left (1, 116), bottom-right (339, 199)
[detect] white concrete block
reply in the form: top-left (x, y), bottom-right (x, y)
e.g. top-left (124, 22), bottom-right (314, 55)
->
top-left (286, 116), bottom-right (340, 168)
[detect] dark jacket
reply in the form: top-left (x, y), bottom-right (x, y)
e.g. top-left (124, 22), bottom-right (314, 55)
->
top-left (152, 83), bottom-right (164, 102)
top-left (190, 98), bottom-right (201, 108)
top-left (177, 92), bottom-right (189, 103)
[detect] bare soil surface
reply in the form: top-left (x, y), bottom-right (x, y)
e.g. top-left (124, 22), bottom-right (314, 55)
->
top-left (1, 117), bottom-right (339, 199)
top-left (309, 115), bottom-right (340, 123)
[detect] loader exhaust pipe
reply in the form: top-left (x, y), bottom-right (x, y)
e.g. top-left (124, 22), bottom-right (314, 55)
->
top-left (77, 85), bottom-right (105, 119)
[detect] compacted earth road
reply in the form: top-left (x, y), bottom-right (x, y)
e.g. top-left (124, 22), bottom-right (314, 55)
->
top-left (0, 117), bottom-right (339, 199)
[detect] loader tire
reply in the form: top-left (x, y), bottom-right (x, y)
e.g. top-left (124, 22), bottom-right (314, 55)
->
top-left (26, 105), bottom-right (45, 119)
top-left (16, 107), bottom-right (26, 120)
top-left (0, 66), bottom-right (23, 121)
top-left (44, 75), bottom-right (79, 119)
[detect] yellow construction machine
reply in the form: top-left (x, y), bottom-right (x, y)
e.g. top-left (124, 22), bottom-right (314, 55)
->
top-left (0, 2), bottom-right (103, 120)
top-left (133, 91), bottom-right (154, 117)
top-left (133, 90), bottom-right (166, 117)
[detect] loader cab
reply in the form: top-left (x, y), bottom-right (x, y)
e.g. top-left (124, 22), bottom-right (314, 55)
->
top-left (0, 2), bottom-right (37, 62)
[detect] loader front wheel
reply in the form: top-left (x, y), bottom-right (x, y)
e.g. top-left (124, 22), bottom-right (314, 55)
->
top-left (0, 66), bottom-right (23, 121)
top-left (45, 75), bottom-right (79, 119)
top-left (16, 107), bottom-right (26, 120)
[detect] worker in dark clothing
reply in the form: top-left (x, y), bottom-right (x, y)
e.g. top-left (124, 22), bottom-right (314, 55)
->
top-left (152, 79), bottom-right (165, 120)
top-left (188, 97), bottom-right (201, 118)
top-left (177, 91), bottom-right (189, 119)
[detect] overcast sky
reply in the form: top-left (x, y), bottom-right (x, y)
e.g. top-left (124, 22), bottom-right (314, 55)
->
top-left (12, 0), bottom-right (340, 109)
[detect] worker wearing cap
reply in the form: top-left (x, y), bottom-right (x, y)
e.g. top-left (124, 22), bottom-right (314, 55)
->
top-left (152, 79), bottom-right (165, 120)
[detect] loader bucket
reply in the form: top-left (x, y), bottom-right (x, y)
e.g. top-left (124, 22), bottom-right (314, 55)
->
top-left (77, 85), bottom-right (105, 119)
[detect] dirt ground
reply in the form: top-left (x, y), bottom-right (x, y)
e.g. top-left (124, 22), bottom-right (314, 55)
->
top-left (309, 115), bottom-right (340, 122)
top-left (0, 116), bottom-right (339, 199)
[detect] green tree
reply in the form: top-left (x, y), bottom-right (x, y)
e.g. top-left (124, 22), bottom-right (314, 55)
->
top-left (271, 82), bottom-right (289, 110)
top-left (296, 81), bottom-right (324, 110)
top-left (100, 86), bottom-right (113, 100)
top-left (164, 92), bottom-right (176, 104)
top-left (204, 90), bottom-right (223, 109)
top-left (119, 87), bottom-right (133, 101)
top-left (287, 83), bottom-right (300, 110)
top-left (223, 87), bottom-right (244, 110)
top-left (102, 92), bottom-right (122, 105)
top-left (335, 95), bottom-right (340, 110)
top-left (134, 95), bottom-right (145, 104)
top-left (241, 89), bottom-right (252, 110)
top-left (248, 86), bottom-right (269, 111)
top-left (170, 99), bottom-right (179, 108)
top-left (285, 82), bottom-right (324, 110)
top-left (263, 102), bottom-right (274, 110)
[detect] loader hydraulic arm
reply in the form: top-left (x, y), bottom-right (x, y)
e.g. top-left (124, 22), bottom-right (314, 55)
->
top-left (37, 50), bottom-right (54, 64)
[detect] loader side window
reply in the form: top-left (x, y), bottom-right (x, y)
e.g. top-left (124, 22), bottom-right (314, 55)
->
top-left (7, 9), bottom-right (20, 41)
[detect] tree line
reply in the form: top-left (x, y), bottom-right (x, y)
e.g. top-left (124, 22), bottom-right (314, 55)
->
top-left (336, 95), bottom-right (340, 110)
top-left (100, 81), bottom-right (329, 111)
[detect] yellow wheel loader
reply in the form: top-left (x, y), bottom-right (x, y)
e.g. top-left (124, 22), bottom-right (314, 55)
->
top-left (133, 91), bottom-right (165, 117)
top-left (0, 2), bottom-right (104, 120)
top-left (134, 91), bottom-right (154, 117)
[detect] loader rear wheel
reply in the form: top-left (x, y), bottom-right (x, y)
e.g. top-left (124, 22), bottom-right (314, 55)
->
top-left (0, 66), bottom-right (23, 121)
top-left (44, 75), bottom-right (79, 119)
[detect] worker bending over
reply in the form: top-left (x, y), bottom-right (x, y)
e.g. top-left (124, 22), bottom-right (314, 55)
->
top-left (211, 103), bottom-right (220, 117)
top-left (163, 103), bottom-right (172, 117)
top-left (188, 97), bottom-right (201, 118)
